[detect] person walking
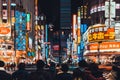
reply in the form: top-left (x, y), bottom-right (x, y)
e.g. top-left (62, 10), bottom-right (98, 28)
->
top-left (88, 63), bottom-right (103, 78)
top-left (49, 62), bottom-right (56, 80)
top-left (56, 63), bottom-right (72, 80)
top-left (0, 60), bottom-right (12, 80)
top-left (12, 63), bottom-right (29, 80)
top-left (73, 60), bottom-right (88, 80)
top-left (28, 60), bottom-right (52, 80)
top-left (73, 60), bottom-right (105, 80)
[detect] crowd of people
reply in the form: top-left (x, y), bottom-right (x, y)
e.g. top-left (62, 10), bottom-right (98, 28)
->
top-left (0, 59), bottom-right (120, 80)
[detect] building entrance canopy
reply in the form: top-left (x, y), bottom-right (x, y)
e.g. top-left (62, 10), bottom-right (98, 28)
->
top-left (84, 41), bottom-right (120, 56)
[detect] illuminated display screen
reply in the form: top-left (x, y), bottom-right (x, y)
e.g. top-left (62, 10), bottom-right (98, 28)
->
top-left (15, 11), bottom-right (27, 50)
top-left (29, 37), bottom-right (32, 49)
top-left (81, 24), bottom-right (88, 34)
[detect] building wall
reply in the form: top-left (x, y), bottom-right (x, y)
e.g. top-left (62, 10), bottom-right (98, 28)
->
top-left (88, 0), bottom-right (120, 25)
top-left (60, 0), bottom-right (71, 29)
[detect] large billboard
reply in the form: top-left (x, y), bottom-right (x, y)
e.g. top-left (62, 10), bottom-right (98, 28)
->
top-left (88, 24), bottom-right (115, 42)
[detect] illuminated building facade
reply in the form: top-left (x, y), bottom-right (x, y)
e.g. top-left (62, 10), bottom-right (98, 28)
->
top-left (0, 0), bottom-right (16, 62)
top-left (82, 0), bottom-right (120, 64)
top-left (60, 0), bottom-right (71, 30)
top-left (87, 0), bottom-right (120, 25)
top-left (0, 0), bottom-right (35, 63)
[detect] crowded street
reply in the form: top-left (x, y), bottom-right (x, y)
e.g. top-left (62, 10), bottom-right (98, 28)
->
top-left (0, 0), bottom-right (120, 80)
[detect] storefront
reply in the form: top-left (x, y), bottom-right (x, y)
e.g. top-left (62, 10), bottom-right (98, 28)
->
top-left (84, 42), bottom-right (120, 65)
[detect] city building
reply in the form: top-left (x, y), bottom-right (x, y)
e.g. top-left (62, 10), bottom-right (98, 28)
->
top-left (83, 0), bottom-right (120, 65)
top-left (0, 0), bottom-right (16, 62)
top-left (41, 0), bottom-right (72, 63)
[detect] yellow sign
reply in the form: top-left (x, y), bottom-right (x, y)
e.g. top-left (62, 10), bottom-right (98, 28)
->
top-left (88, 27), bottom-right (115, 42)
top-left (77, 28), bottom-right (81, 44)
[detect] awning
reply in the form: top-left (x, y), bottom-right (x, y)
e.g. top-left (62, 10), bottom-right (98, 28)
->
top-left (84, 51), bottom-right (120, 56)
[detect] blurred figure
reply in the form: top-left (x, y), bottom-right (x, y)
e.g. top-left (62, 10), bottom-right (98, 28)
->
top-left (105, 65), bottom-right (120, 80)
top-left (0, 60), bottom-right (12, 80)
top-left (56, 63), bottom-right (62, 74)
top-left (56, 63), bottom-right (72, 80)
top-left (49, 62), bottom-right (56, 80)
top-left (28, 60), bottom-right (52, 80)
top-left (73, 60), bottom-right (105, 80)
top-left (88, 63), bottom-right (103, 78)
top-left (73, 60), bottom-right (88, 80)
top-left (12, 63), bottom-right (29, 80)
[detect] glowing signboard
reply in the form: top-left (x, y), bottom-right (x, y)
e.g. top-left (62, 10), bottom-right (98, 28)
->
top-left (88, 24), bottom-right (115, 42)
top-left (88, 42), bottom-right (120, 50)
top-left (15, 11), bottom-right (26, 50)
top-left (0, 27), bottom-right (10, 34)
top-left (0, 23), bottom-right (11, 36)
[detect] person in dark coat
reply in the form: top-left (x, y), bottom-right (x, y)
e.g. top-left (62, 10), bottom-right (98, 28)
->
top-left (56, 63), bottom-right (72, 80)
top-left (12, 63), bottom-right (29, 80)
top-left (88, 63), bottom-right (103, 78)
top-left (49, 62), bottom-right (56, 80)
top-left (73, 60), bottom-right (88, 80)
top-left (73, 60), bottom-right (105, 80)
top-left (0, 60), bottom-right (12, 80)
top-left (28, 60), bottom-right (52, 80)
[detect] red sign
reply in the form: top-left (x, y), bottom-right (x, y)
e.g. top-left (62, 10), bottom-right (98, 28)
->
top-left (53, 45), bottom-right (59, 50)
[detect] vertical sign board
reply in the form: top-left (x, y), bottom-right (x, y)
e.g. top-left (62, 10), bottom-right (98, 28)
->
top-left (77, 7), bottom-right (81, 44)
top-left (29, 37), bottom-right (32, 49)
top-left (15, 11), bottom-right (26, 50)
top-left (26, 13), bottom-right (31, 30)
top-left (105, 1), bottom-right (116, 18)
top-left (77, 45), bottom-right (81, 61)
top-left (72, 15), bottom-right (77, 52)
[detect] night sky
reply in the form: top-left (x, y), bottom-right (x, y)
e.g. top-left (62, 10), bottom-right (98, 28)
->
top-left (38, 0), bottom-right (81, 31)
top-left (38, 0), bottom-right (59, 27)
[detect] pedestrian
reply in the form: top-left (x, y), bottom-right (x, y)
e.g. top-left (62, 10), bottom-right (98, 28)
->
top-left (56, 63), bottom-right (72, 80)
top-left (49, 62), bottom-right (56, 80)
top-left (56, 63), bottom-right (62, 74)
top-left (106, 64), bottom-right (120, 80)
top-left (28, 60), bottom-right (52, 80)
top-left (12, 62), bottom-right (29, 80)
top-left (0, 60), bottom-right (12, 80)
top-left (88, 63), bottom-right (103, 78)
top-left (73, 60), bottom-right (105, 80)
top-left (73, 60), bottom-right (88, 80)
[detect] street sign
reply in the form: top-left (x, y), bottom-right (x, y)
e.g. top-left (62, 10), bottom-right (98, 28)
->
top-left (105, 19), bottom-right (115, 27)
top-left (105, 1), bottom-right (116, 18)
